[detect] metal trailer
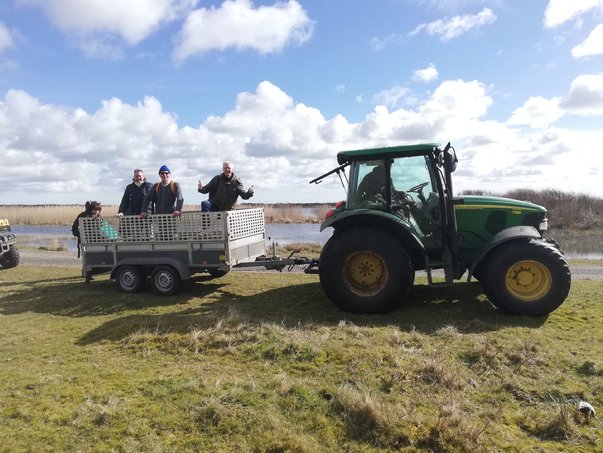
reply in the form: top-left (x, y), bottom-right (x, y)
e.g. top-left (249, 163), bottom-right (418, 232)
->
top-left (79, 208), bottom-right (268, 295)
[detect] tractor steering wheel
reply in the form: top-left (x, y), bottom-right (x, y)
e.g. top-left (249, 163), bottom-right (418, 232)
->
top-left (407, 181), bottom-right (430, 194)
top-left (407, 181), bottom-right (429, 204)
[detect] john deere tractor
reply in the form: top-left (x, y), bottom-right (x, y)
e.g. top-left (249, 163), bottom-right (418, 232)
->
top-left (0, 218), bottom-right (20, 269)
top-left (312, 143), bottom-right (571, 315)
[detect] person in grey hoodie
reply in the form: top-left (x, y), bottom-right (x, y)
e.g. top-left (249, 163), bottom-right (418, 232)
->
top-left (141, 165), bottom-right (184, 217)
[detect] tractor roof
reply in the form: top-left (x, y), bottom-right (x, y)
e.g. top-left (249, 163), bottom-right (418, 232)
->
top-left (337, 143), bottom-right (440, 164)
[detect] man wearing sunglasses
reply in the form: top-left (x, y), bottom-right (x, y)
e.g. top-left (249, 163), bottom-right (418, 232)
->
top-left (141, 165), bottom-right (184, 218)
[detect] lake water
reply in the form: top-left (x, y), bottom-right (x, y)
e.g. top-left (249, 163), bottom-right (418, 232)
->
top-left (11, 223), bottom-right (334, 251)
top-left (9, 224), bottom-right (600, 259)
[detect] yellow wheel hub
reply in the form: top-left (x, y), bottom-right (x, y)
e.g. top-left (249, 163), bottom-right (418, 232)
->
top-left (505, 260), bottom-right (552, 302)
top-left (344, 251), bottom-right (388, 296)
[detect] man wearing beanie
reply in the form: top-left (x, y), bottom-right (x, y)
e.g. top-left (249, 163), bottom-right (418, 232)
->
top-left (117, 169), bottom-right (154, 215)
top-left (141, 165), bottom-right (184, 217)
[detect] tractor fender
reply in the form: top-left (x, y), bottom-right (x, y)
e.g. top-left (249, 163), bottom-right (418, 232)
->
top-left (321, 209), bottom-right (424, 252)
top-left (110, 257), bottom-right (191, 280)
top-left (468, 226), bottom-right (541, 282)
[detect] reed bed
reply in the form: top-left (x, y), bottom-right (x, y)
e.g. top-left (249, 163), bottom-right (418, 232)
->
top-left (0, 204), bottom-right (333, 225)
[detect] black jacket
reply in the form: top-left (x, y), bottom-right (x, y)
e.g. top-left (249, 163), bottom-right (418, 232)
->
top-left (118, 180), bottom-right (154, 215)
top-left (198, 173), bottom-right (253, 211)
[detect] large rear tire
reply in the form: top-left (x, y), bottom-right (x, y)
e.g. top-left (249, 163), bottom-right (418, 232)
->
top-left (150, 265), bottom-right (181, 296)
top-left (319, 227), bottom-right (414, 313)
top-left (0, 245), bottom-right (20, 269)
top-left (481, 239), bottom-right (571, 316)
top-left (115, 265), bottom-right (145, 293)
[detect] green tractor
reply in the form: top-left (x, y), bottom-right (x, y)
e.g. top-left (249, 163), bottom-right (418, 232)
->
top-left (311, 143), bottom-right (571, 315)
top-left (0, 218), bottom-right (20, 269)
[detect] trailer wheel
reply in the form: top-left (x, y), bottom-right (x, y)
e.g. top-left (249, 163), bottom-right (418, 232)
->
top-left (481, 239), bottom-right (571, 315)
top-left (115, 265), bottom-right (145, 293)
top-left (319, 227), bottom-right (414, 313)
top-left (150, 265), bottom-right (181, 296)
top-left (0, 245), bottom-right (20, 269)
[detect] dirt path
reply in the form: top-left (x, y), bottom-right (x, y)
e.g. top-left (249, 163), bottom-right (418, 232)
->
top-left (16, 249), bottom-right (603, 280)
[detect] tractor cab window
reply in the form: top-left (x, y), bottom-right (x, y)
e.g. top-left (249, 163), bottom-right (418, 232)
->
top-left (355, 160), bottom-right (388, 208)
top-left (390, 156), bottom-right (441, 238)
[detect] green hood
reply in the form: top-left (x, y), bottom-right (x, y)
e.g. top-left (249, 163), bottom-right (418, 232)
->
top-left (455, 195), bottom-right (546, 214)
top-left (454, 195), bottom-right (547, 242)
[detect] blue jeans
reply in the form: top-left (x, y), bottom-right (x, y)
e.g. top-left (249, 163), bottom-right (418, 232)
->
top-left (201, 200), bottom-right (217, 212)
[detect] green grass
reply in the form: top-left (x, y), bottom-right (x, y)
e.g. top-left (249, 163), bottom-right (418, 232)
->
top-left (1, 266), bottom-right (602, 452)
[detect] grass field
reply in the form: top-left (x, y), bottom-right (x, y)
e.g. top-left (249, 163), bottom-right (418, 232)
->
top-left (1, 265), bottom-right (601, 451)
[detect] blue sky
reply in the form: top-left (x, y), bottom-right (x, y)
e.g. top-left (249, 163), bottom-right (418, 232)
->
top-left (1, 0), bottom-right (602, 205)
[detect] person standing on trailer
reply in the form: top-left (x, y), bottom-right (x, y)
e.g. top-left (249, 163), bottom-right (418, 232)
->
top-left (198, 161), bottom-right (254, 212)
top-left (141, 165), bottom-right (184, 217)
top-left (117, 168), bottom-right (154, 216)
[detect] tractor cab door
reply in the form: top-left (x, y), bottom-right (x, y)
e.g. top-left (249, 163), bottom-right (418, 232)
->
top-left (389, 156), bottom-right (444, 250)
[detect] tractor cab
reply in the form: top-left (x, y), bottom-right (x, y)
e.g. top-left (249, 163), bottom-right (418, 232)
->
top-left (314, 142), bottom-right (460, 284)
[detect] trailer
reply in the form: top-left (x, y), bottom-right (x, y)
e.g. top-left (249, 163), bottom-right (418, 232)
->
top-left (79, 208), bottom-right (269, 295)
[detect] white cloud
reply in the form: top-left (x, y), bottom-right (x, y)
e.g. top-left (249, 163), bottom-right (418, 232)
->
top-left (572, 24), bottom-right (603, 57)
top-left (544, 0), bottom-right (603, 28)
top-left (409, 7), bottom-right (496, 42)
top-left (507, 96), bottom-right (564, 129)
top-left (413, 63), bottom-right (439, 83)
top-left (372, 85), bottom-right (415, 109)
top-left (18, 0), bottom-right (196, 51)
top-left (0, 22), bottom-right (14, 51)
top-left (2, 76), bottom-right (603, 203)
top-left (173, 0), bottom-right (313, 60)
top-left (560, 73), bottom-right (603, 114)
top-left (370, 33), bottom-right (405, 51)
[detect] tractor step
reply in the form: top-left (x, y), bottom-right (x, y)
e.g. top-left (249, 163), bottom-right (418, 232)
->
top-left (424, 252), bottom-right (454, 286)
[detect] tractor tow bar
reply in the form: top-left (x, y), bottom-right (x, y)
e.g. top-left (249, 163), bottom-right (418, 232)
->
top-left (233, 252), bottom-right (319, 274)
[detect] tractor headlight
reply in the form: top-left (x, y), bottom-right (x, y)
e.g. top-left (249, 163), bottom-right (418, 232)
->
top-left (539, 218), bottom-right (548, 231)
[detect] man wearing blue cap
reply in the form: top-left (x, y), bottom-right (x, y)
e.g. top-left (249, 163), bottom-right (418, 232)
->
top-left (141, 165), bottom-right (184, 217)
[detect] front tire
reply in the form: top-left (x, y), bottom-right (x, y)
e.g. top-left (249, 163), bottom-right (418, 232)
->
top-left (482, 240), bottom-right (571, 315)
top-left (0, 245), bottom-right (20, 269)
top-left (150, 265), bottom-right (181, 296)
top-left (115, 265), bottom-right (144, 293)
top-left (319, 228), bottom-right (414, 313)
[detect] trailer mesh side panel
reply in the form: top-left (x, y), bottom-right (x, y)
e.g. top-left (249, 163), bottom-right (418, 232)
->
top-left (80, 208), bottom-right (264, 245)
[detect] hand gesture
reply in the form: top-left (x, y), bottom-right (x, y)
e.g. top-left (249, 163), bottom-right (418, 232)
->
top-left (197, 180), bottom-right (204, 190)
top-left (247, 185), bottom-right (254, 195)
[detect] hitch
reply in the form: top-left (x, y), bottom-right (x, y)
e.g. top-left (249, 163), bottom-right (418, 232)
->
top-left (233, 242), bottom-right (320, 273)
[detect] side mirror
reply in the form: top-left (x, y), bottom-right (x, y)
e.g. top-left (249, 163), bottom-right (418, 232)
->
top-left (444, 147), bottom-right (457, 173)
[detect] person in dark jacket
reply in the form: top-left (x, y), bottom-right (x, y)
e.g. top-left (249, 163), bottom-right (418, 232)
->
top-left (117, 169), bottom-right (153, 216)
top-left (197, 161), bottom-right (254, 212)
top-left (141, 165), bottom-right (184, 217)
top-left (71, 201), bottom-right (102, 257)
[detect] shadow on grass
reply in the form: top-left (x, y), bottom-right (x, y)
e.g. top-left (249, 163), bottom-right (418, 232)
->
top-left (76, 279), bottom-right (547, 345)
top-left (0, 273), bottom-right (225, 317)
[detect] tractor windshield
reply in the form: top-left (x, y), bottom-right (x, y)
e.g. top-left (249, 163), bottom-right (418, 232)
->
top-left (350, 155), bottom-right (442, 244)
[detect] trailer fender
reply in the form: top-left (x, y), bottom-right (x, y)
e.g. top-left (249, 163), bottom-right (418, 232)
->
top-left (468, 226), bottom-right (541, 282)
top-left (111, 257), bottom-right (191, 280)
